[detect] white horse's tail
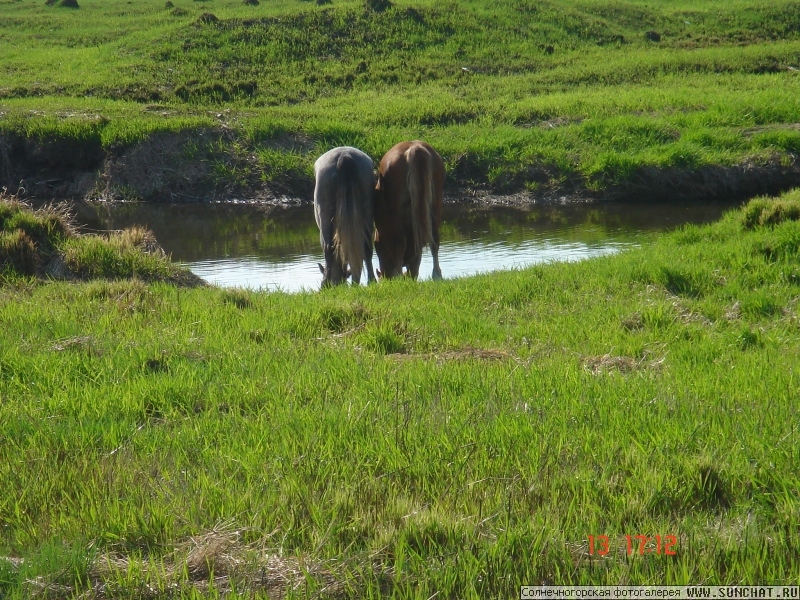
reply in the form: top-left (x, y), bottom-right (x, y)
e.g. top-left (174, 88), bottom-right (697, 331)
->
top-left (332, 153), bottom-right (366, 281)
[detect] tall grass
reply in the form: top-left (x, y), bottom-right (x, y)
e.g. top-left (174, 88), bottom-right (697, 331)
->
top-left (1, 190), bottom-right (800, 595)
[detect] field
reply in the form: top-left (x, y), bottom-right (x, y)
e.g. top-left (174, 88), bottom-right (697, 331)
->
top-left (1, 0), bottom-right (800, 200)
top-left (1, 190), bottom-right (800, 595)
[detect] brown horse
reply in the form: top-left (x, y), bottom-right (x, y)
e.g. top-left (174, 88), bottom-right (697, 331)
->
top-left (373, 141), bottom-right (444, 280)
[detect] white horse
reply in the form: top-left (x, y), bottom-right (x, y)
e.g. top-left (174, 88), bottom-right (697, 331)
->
top-left (313, 146), bottom-right (377, 286)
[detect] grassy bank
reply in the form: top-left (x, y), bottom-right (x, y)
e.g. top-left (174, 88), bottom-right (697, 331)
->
top-left (1, 0), bottom-right (800, 200)
top-left (1, 190), bottom-right (799, 595)
top-left (0, 192), bottom-right (203, 285)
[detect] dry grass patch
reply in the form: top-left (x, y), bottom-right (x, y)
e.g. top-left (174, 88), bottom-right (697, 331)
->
top-left (724, 301), bottom-right (742, 321)
top-left (583, 351), bottom-right (666, 375)
top-left (84, 524), bottom-right (343, 599)
top-left (644, 284), bottom-right (711, 326)
top-left (391, 346), bottom-right (517, 363)
top-left (621, 312), bottom-right (645, 331)
top-left (0, 556), bottom-right (24, 569)
top-left (51, 335), bottom-right (93, 352)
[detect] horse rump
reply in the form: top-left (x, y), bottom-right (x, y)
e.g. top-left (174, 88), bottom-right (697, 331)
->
top-left (313, 146), bottom-right (376, 287)
top-left (374, 140), bottom-right (444, 280)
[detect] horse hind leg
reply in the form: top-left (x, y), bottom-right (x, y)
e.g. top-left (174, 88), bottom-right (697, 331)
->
top-left (431, 248), bottom-right (442, 280)
top-left (430, 225), bottom-right (442, 280)
top-left (363, 237), bottom-right (376, 283)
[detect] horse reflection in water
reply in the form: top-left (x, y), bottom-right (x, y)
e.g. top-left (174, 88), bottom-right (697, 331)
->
top-left (313, 146), bottom-right (377, 287)
top-left (374, 140), bottom-right (444, 280)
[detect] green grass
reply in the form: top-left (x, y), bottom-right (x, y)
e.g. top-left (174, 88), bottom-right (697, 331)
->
top-left (1, 190), bottom-right (800, 596)
top-left (1, 0), bottom-right (800, 197)
top-left (0, 193), bottom-right (202, 284)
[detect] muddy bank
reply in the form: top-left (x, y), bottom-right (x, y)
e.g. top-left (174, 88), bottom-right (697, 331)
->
top-left (2, 129), bottom-right (799, 206)
top-left (0, 127), bottom-right (317, 204)
top-left (445, 158), bottom-right (800, 205)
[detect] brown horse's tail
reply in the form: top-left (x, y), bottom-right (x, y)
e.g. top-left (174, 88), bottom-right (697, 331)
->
top-left (332, 152), bottom-right (366, 279)
top-left (405, 144), bottom-right (434, 256)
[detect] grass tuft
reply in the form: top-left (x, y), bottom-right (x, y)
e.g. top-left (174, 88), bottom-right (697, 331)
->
top-left (362, 322), bottom-right (407, 355)
top-left (691, 464), bottom-right (732, 512)
top-left (221, 288), bottom-right (254, 309)
top-left (658, 266), bottom-right (711, 298)
top-left (0, 228), bottom-right (38, 275)
top-left (319, 302), bottom-right (370, 333)
top-left (61, 230), bottom-right (174, 282)
top-left (735, 326), bottom-right (764, 350)
top-left (0, 191), bottom-right (202, 285)
top-left (742, 190), bottom-right (800, 229)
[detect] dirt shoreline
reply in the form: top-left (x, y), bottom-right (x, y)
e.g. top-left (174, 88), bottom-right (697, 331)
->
top-left (3, 131), bottom-right (799, 207)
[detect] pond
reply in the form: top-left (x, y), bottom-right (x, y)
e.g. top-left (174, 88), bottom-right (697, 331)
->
top-left (70, 200), bottom-right (737, 292)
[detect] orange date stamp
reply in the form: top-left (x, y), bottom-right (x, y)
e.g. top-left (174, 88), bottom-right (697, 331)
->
top-left (588, 534), bottom-right (677, 556)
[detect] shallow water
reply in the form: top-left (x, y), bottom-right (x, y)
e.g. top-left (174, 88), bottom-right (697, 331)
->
top-left (72, 200), bottom-right (736, 292)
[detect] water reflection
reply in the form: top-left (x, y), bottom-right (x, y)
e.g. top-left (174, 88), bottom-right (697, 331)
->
top-left (69, 200), bottom-right (737, 292)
